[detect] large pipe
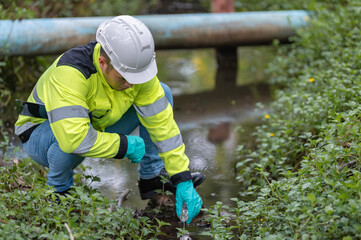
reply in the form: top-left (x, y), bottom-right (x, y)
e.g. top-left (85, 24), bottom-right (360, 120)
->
top-left (0, 11), bottom-right (309, 56)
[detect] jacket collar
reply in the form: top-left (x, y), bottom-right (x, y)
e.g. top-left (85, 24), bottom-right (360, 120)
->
top-left (93, 43), bottom-right (113, 90)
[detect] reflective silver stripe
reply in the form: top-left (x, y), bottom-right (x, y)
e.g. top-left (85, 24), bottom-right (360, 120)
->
top-left (32, 84), bottom-right (44, 105)
top-left (48, 105), bottom-right (89, 123)
top-left (154, 133), bottom-right (183, 153)
top-left (15, 122), bottom-right (39, 136)
top-left (73, 127), bottom-right (97, 155)
top-left (133, 96), bottom-right (169, 118)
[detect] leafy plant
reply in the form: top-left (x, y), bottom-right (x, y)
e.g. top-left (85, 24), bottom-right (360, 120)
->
top-left (222, 0), bottom-right (361, 238)
top-left (0, 157), bottom-right (170, 239)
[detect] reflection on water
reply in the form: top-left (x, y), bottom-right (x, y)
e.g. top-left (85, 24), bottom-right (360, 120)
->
top-left (156, 49), bottom-right (216, 96)
top-left (237, 46), bottom-right (275, 86)
top-left (156, 46), bottom-right (274, 96)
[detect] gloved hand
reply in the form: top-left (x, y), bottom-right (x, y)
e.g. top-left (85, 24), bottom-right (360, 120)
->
top-left (176, 180), bottom-right (203, 224)
top-left (124, 135), bottom-right (145, 163)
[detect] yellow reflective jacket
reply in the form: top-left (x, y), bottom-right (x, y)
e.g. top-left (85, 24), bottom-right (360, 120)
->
top-left (15, 42), bottom-right (190, 181)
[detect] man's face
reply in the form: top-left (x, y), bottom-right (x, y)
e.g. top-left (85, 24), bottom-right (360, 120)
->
top-left (99, 56), bottom-right (133, 91)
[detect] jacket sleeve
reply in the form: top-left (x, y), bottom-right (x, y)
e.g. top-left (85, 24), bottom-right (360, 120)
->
top-left (43, 66), bottom-right (127, 159)
top-left (133, 76), bottom-right (192, 185)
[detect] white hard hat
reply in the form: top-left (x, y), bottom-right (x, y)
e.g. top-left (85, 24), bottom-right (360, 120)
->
top-left (96, 15), bottom-right (157, 84)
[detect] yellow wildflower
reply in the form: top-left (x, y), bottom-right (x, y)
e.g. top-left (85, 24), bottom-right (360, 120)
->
top-left (309, 78), bottom-right (315, 82)
top-left (260, 218), bottom-right (263, 221)
top-left (270, 133), bottom-right (275, 137)
top-left (265, 114), bottom-right (270, 119)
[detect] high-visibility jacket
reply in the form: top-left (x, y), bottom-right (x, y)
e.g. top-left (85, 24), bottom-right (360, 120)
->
top-left (15, 41), bottom-right (191, 183)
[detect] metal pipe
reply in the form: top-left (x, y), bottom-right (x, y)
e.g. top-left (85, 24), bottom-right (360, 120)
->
top-left (0, 11), bottom-right (310, 56)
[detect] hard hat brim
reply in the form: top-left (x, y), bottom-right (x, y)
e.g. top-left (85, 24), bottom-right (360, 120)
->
top-left (115, 58), bottom-right (158, 84)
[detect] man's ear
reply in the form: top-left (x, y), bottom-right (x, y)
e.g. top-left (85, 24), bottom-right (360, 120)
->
top-left (99, 56), bottom-right (107, 72)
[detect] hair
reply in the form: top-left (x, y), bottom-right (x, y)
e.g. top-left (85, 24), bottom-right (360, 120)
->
top-left (100, 47), bottom-right (113, 72)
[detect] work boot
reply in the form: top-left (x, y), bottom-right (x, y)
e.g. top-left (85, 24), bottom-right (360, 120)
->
top-left (46, 189), bottom-right (71, 205)
top-left (138, 168), bottom-right (206, 200)
top-left (56, 189), bottom-right (71, 196)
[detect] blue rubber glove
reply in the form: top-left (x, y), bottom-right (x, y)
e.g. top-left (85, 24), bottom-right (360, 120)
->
top-left (124, 135), bottom-right (145, 163)
top-left (176, 180), bottom-right (203, 224)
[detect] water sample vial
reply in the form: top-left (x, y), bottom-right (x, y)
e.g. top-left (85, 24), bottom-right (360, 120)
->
top-left (179, 203), bottom-right (188, 222)
top-left (180, 234), bottom-right (192, 240)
